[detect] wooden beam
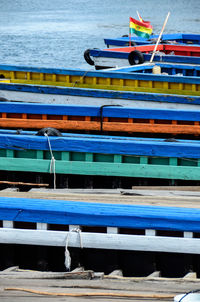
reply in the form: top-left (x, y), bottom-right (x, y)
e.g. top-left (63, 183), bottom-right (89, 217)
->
top-left (0, 180), bottom-right (49, 187)
top-left (0, 157), bottom-right (199, 180)
top-left (1, 228), bottom-right (200, 254)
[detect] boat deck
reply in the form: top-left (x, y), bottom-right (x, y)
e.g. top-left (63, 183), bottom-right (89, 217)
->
top-left (1, 272), bottom-right (200, 302)
top-left (1, 188), bottom-right (200, 302)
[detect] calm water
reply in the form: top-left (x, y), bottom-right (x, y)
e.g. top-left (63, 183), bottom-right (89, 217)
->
top-left (0, 0), bottom-right (199, 69)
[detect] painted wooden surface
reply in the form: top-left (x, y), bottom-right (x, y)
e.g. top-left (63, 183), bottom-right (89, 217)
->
top-left (1, 83), bottom-right (200, 109)
top-left (93, 44), bottom-right (200, 57)
top-left (0, 64), bottom-right (200, 96)
top-left (111, 63), bottom-right (200, 76)
top-left (93, 54), bottom-right (200, 69)
top-left (104, 34), bottom-right (200, 47)
top-left (0, 102), bottom-right (200, 135)
top-left (1, 228), bottom-right (200, 254)
top-left (1, 196), bottom-right (200, 253)
top-left (0, 157), bottom-right (200, 179)
top-left (1, 196), bottom-right (200, 231)
top-left (0, 131), bottom-right (200, 158)
top-left (0, 101), bottom-right (200, 120)
top-left (0, 130), bottom-right (198, 179)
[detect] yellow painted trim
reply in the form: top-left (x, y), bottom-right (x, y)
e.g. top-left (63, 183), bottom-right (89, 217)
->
top-left (5, 78), bottom-right (200, 96)
top-left (0, 79), bottom-right (11, 83)
top-left (0, 69), bottom-right (199, 96)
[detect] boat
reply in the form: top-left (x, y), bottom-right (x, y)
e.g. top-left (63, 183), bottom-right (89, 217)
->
top-left (0, 63), bottom-right (200, 98)
top-left (104, 33), bottom-right (200, 48)
top-left (0, 129), bottom-right (199, 181)
top-left (1, 196), bottom-right (200, 256)
top-left (84, 44), bottom-right (200, 69)
top-left (110, 62), bottom-right (200, 76)
top-left (1, 101), bottom-right (200, 137)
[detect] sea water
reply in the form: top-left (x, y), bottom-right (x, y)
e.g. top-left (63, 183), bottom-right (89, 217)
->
top-left (0, 0), bottom-right (199, 69)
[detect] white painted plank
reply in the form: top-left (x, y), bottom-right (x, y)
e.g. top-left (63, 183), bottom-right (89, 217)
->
top-left (184, 232), bottom-right (193, 238)
top-left (1, 90), bottom-right (199, 110)
top-left (3, 220), bottom-right (14, 228)
top-left (37, 223), bottom-right (48, 230)
top-left (107, 227), bottom-right (118, 234)
top-left (145, 229), bottom-right (156, 236)
top-left (1, 228), bottom-right (200, 254)
top-left (69, 225), bottom-right (80, 232)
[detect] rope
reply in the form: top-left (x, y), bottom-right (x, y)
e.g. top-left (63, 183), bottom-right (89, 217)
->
top-left (4, 288), bottom-right (175, 298)
top-left (64, 227), bottom-right (83, 271)
top-left (99, 104), bottom-right (123, 133)
top-left (44, 133), bottom-right (56, 189)
top-left (72, 70), bottom-right (89, 88)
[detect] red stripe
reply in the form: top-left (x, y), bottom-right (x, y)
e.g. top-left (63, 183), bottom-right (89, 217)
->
top-left (129, 17), bottom-right (152, 29)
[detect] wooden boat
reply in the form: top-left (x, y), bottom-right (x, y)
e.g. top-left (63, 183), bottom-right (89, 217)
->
top-left (1, 102), bottom-right (200, 137)
top-left (0, 64), bottom-right (200, 98)
top-left (110, 62), bottom-right (200, 76)
top-left (1, 195), bottom-right (200, 256)
top-left (85, 44), bottom-right (200, 69)
top-left (0, 129), bottom-right (199, 181)
top-left (104, 33), bottom-right (200, 48)
top-left (1, 82), bottom-right (200, 110)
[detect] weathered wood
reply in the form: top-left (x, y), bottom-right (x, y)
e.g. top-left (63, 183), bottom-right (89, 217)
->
top-left (2, 266), bottom-right (19, 272)
top-left (147, 271), bottom-right (161, 278)
top-left (108, 270), bottom-right (123, 276)
top-left (1, 118), bottom-right (200, 135)
top-left (0, 62), bottom-right (200, 96)
top-left (1, 229), bottom-right (200, 254)
top-left (1, 84), bottom-right (200, 110)
top-left (0, 157), bottom-right (200, 180)
top-left (131, 186), bottom-right (200, 191)
top-left (183, 272), bottom-right (197, 279)
top-left (0, 270), bottom-right (94, 279)
top-left (3, 221), bottom-right (13, 228)
top-left (0, 180), bottom-right (49, 187)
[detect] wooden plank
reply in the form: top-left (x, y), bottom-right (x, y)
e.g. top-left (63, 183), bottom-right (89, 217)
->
top-left (37, 223), bottom-right (48, 230)
top-left (0, 180), bottom-right (48, 187)
top-left (1, 118), bottom-right (200, 135)
top-left (0, 63), bottom-right (200, 96)
top-left (131, 186), bottom-right (200, 191)
top-left (1, 82), bottom-right (200, 108)
top-left (0, 270), bottom-right (94, 279)
top-left (0, 157), bottom-right (199, 180)
top-left (1, 228), bottom-right (200, 254)
top-left (1, 196), bottom-right (200, 232)
top-left (107, 227), bottom-right (118, 234)
top-left (3, 221), bottom-right (14, 228)
top-left (0, 132), bottom-right (200, 158)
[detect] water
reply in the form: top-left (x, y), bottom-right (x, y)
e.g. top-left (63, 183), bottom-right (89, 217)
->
top-left (0, 0), bottom-right (199, 69)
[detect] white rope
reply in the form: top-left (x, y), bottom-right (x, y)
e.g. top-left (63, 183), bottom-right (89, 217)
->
top-left (44, 133), bottom-right (56, 189)
top-left (64, 227), bottom-right (83, 271)
top-left (64, 233), bottom-right (71, 271)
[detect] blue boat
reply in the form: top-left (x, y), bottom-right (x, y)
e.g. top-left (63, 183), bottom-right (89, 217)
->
top-left (0, 196), bottom-right (200, 255)
top-left (85, 44), bottom-right (200, 69)
top-left (104, 33), bottom-right (200, 48)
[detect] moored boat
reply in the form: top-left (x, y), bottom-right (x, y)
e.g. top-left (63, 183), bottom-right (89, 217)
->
top-left (0, 63), bottom-right (200, 98)
top-left (1, 102), bottom-right (200, 137)
top-left (104, 33), bottom-right (200, 48)
top-left (85, 44), bottom-right (200, 69)
top-left (0, 129), bottom-right (199, 182)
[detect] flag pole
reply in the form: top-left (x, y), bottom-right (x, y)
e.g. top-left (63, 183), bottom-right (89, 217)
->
top-left (136, 11), bottom-right (140, 20)
top-left (150, 12), bottom-right (170, 63)
top-left (129, 17), bottom-right (131, 47)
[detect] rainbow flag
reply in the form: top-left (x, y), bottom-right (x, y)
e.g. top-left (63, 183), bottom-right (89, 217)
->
top-left (129, 17), bottom-right (153, 39)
